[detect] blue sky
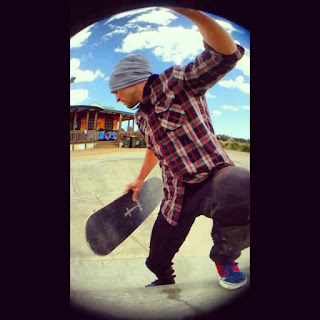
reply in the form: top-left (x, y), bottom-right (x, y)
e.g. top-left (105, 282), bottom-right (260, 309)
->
top-left (70, 7), bottom-right (250, 139)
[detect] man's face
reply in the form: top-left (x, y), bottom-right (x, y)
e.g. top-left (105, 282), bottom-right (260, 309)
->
top-left (114, 85), bottom-right (140, 109)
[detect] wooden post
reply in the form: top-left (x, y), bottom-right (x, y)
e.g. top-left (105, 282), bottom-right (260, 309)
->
top-left (85, 111), bottom-right (90, 149)
top-left (94, 111), bottom-right (98, 142)
top-left (73, 111), bottom-right (77, 130)
top-left (86, 111), bottom-right (89, 130)
top-left (119, 114), bottom-right (123, 130)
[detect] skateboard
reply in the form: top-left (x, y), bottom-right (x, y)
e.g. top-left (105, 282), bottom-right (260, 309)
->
top-left (85, 177), bottom-right (163, 255)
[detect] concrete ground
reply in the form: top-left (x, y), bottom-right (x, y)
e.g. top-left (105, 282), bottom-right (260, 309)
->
top-left (70, 148), bottom-right (250, 319)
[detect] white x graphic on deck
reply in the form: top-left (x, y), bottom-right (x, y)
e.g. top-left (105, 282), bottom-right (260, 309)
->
top-left (124, 200), bottom-right (143, 218)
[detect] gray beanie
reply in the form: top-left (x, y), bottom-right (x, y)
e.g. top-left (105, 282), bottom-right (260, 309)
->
top-left (109, 54), bottom-right (153, 93)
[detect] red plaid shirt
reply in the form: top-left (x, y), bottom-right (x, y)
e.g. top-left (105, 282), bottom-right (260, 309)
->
top-left (135, 42), bottom-right (245, 226)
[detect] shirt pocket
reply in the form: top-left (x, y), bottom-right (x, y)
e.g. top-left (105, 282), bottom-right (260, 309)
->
top-left (155, 101), bottom-right (187, 131)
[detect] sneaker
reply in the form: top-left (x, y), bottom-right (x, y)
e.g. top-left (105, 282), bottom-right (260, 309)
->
top-left (215, 261), bottom-right (247, 290)
top-left (145, 276), bottom-right (176, 287)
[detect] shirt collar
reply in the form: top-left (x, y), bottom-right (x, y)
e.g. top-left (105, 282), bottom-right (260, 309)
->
top-left (138, 74), bottom-right (158, 114)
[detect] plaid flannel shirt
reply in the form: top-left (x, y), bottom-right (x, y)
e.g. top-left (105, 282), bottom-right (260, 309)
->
top-left (135, 42), bottom-right (245, 226)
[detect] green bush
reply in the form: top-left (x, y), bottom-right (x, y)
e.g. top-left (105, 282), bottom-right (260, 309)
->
top-left (219, 140), bottom-right (229, 148)
top-left (217, 138), bottom-right (250, 153)
top-left (241, 143), bottom-right (250, 152)
top-left (230, 142), bottom-right (239, 150)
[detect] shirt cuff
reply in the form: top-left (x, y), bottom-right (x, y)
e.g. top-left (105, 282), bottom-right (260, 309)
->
top-left (203, 40), bottom-right (245, 60)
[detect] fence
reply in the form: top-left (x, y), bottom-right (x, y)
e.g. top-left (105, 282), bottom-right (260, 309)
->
top-left (70, 130), bottom-right (98, 143)
top-left (70, 130), bottom-right (139, 145)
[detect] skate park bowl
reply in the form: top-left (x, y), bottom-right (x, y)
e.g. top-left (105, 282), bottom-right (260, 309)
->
top-left (70, 148), bottom-right (250, 319)
top-left (70, 1), bottom-right (250, 318)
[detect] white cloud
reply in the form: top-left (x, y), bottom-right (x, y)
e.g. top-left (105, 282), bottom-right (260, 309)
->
top-left (94, 70), bottom-right (104, 78)
top-left (104, 23), bottom-right (157, 40)
top-left (105, 8), bottom-right (248, 68)
top-left (218, 104), bottom-right (250, 112)
top-left (218, 75), bottom-right (250, 94)
top-left (128, 9), bottom-right (178, 25)
top-left (211, 110), bottom-right (222, 117)
top-left (116, 25), bottom-right (203, 65)
top-left (70, 89), bottom-right (88, 105)
top-left (104, 25), bottom-right (129, 39)
top-left (70, 58), bottom-right (104, 82)
top-left (235, 52), bottom-right (250, 76)
top-left (105, 7), bottom-right (157, 23)
top-left (221, 105), bottom-right (239, 112)
top-left (206, 92), bottom-right (216, 99)
top-left (70, 24), bottom-right (95, 49)
top-left (135, 25), bottom-right (154, 32)
top-left (215, 19), bottom-right (243, 35)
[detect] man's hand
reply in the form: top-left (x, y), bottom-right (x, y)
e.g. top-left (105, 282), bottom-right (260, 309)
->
top-left (124, 178), bottom-right (144, 202)
top-left (124, 149), bottom-right (158, 202)
top-left (165, 6), bottom-right (237, 55)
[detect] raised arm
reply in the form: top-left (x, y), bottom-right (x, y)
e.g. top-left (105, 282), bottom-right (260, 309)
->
top-left (124, 148), bottom-right (158, 202)
top-left (168, 7), bottom-right (237, 55)
top-left (162, 7), bottom-right (244, 96)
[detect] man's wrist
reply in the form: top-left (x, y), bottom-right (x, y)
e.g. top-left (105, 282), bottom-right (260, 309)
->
top-left (136, 176), bottom-right (145, 184)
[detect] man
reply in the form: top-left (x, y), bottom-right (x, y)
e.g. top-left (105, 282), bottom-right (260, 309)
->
top-left (109, 7), bottom-right (250, 290)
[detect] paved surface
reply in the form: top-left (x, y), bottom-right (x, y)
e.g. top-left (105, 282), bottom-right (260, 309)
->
top-left (70, 148), bottom-right (250, 319)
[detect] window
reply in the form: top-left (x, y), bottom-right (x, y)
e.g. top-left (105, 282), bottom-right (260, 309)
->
top-left (75, 114), bottom-right (81, 130)
top-left (105, 117), bottom-right (113, 131)
top-left (70, 113), bottom-right (75, 130)
top-left (88, 113), bottom-right (95, 130)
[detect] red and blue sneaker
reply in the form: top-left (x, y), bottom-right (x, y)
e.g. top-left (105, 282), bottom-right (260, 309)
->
top-left (215, 261), bottom-right (247, 290)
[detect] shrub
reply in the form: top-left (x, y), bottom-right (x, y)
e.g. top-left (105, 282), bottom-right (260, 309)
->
top-left (217, 137), bottom-right (250, 153)
top-left (230, 142), bottom-right (239, 150)
top-left (219, 140), bottom-right (229, 148)
top-left (241, 143), bottom-right (250, 152)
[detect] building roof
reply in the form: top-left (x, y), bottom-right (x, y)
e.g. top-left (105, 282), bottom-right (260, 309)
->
top-left (90, 102), bottom-right (115, 109)
top-left (70, 105), bottom-right (135, 119)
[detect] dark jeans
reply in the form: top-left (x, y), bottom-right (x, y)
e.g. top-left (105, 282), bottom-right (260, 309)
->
top-left (146, 166), bottom-right (250, 280)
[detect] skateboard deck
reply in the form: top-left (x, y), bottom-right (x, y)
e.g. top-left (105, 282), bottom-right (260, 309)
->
top-left (85, 177), bottom-right (163, 255)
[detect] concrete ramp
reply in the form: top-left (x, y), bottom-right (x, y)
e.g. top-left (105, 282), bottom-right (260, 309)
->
top-left (70, 148), bottom-right (250, 319)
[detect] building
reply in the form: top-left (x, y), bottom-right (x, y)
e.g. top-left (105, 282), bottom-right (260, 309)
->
top-left (70, 103), bottom-right (135, 150)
